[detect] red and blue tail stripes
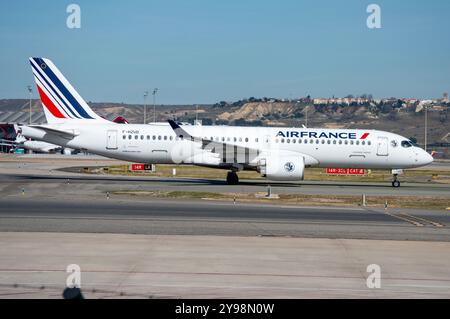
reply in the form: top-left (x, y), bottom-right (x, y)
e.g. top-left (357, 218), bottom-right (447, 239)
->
top-left (36, 85), bottom-right (66, 119)
top-left (29, 57), bottom-right (103, 121)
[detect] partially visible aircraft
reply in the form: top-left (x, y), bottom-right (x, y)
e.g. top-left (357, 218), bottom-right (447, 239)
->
top-left (20, 57), bottom-right (433, 187)
top-left (0, 127), bottom-right (69, 153)
top-left (111, 116), bottom-right (129, 124)
top-left (1, 114), bottom-right (128, 154)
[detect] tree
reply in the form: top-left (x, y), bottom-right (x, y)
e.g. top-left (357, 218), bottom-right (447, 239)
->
top-left (380, 104), bottom-right (393, 114)
top-left (202, 118), bottom-right (213, 125)
top-left (387, 110), bottom-right (398, 121)
top-left (293, 110), bottom-right (304, 118)
top-left (439, 110), bottom-right (448, 123)
top-left (215, 119), bottom-right (229, 125)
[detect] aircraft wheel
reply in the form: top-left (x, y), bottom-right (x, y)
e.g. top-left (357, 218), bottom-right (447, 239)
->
top-left (392, 180), bottom-right (401, 188)
top-left (226, 172), bottom-right (239, 185)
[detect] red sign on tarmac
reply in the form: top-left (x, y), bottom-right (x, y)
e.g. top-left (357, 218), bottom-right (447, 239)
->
top-left (130, 164), bottom-right (153, 171)
top-left (326, 168), bottom-right (366, 175)
top-left (131, 164), bottom-right (145, 171)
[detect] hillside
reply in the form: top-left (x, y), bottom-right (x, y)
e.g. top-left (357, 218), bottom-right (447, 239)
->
top-left (0, 99), bottom-right (213, 123)
top-left (1, 98), bottom-right (448, 158)
top-left (215, 101), bottom-right (448, 145)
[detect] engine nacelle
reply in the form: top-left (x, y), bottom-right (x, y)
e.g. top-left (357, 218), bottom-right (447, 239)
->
top-left (260, 156), bottom-right (305, 181)
top-left (63, 148), bottom-right (73, 155)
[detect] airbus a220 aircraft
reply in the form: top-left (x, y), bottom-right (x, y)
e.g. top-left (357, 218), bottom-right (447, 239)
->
top-left (20, 57), bottom-right (433, 187)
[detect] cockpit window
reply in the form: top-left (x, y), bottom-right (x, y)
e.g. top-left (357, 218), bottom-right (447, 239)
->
top-left (401, 140), bottom-right (413, 148)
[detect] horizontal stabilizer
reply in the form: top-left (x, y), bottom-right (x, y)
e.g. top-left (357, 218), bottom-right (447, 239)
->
top-left (29, 125), bottom-right (78, 139)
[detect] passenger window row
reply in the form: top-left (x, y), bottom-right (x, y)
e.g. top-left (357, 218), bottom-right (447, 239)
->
top-left (121, 135), bottom-right (371, 146)
top-left (122, 135), bottom-right (174, 141)
top-left (275, 138), bottom-right (371, 146)
top-left (122, 135), bottom-right (259, 143)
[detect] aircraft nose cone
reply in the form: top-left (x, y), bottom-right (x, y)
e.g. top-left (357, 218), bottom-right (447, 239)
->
top-left (420, 151), bottom-right (434, 166)
top-left (426, 152), bottom-right (434, 164)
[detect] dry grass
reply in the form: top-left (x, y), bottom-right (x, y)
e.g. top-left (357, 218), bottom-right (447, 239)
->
top-left (102, 164), bottom-right (450, 184)
top-left (111, 190), bottom-right (450, 210)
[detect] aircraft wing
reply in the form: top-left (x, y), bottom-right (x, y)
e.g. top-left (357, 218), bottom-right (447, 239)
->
top-left (168, 120), bottom-right (260, 163)
top-left (168, 120), bottom-right (320, 166)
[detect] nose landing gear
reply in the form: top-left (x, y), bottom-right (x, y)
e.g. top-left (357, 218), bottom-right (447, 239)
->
top-left (226, 171), bottom-right (239, 185)
top-left (392, 177), bottom-right (401, 188)
top-left (391, 169), bottom-right (403, 187)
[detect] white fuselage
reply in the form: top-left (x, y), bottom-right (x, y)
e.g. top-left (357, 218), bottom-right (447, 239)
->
top-left (21, 122), bottom-right (433, 170)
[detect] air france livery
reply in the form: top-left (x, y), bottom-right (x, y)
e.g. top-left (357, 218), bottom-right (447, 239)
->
top-left (276, 130), bottom-right (369, 140)
top-left (20, 58), bottom-right (433, 187)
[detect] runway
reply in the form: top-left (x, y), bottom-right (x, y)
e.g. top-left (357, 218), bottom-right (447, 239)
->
top-left (2, 232), bottom-right (450, 299)
top-left (0, 197), bottom-right (449, 241)
top-left (1, 170), bottom-right (450, 197)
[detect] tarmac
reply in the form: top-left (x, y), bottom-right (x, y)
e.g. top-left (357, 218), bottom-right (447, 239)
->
top-left (1, 232), bottom-right (450, 298)
top-left (0, 154), bottom-right (449, 298)
top-left (0, 198), bottom-right (449, 241)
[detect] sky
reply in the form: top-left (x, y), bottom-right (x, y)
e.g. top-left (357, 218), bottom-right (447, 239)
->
top-left (0, 0), bottom-right (449, 104)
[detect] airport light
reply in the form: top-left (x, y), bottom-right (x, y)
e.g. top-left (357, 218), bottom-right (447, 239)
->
top-left (152, 88), bottom-right (158, 123)
top-left (196, 104), bottom-right (198, 124)
top-left (143, 91), bottom-right (149, 124)
top-left (27, 85), bottom-right (32, 124)
top-left (305, 105), bottom-right (308, 128)
top-left (424, 105), bottom-right (428, 152)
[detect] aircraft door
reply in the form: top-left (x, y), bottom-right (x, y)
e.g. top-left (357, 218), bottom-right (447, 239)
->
top-left (106, 130), bottom-right (118, 150)
top-left (376, 137), bottom-right (388, 156)
top-left (263, 135), bottom-right (271, 148)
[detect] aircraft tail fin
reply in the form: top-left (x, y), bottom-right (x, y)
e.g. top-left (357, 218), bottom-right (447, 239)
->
top-left (29, 57), bottom-right (109, 124)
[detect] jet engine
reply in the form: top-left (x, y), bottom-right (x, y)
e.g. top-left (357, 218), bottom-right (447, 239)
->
top-left (63, 148), bottom-right (74, 155)
top-left (259, 156), bottom-right (305, 181)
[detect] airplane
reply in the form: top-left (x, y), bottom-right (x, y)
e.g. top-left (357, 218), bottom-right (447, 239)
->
top-left (1, 117), bottom-right (128, 154)
top-left (0, 130), bottom-right (74, 154)
top-left (1, 135), bottom-right (64, 153)
top-left (19, 57), bottom-right (433, 187)
top-left (0, 123), bottom-right (68, 153)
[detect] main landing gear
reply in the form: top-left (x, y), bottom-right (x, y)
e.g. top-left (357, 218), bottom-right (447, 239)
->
top-left (226, 171), bottom-right (239, 185)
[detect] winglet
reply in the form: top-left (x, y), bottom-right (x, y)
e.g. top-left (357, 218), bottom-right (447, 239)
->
top-left (168, 120), bottom-right (180, 130)
top-left (168, 120), bottom-right (192, 140)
